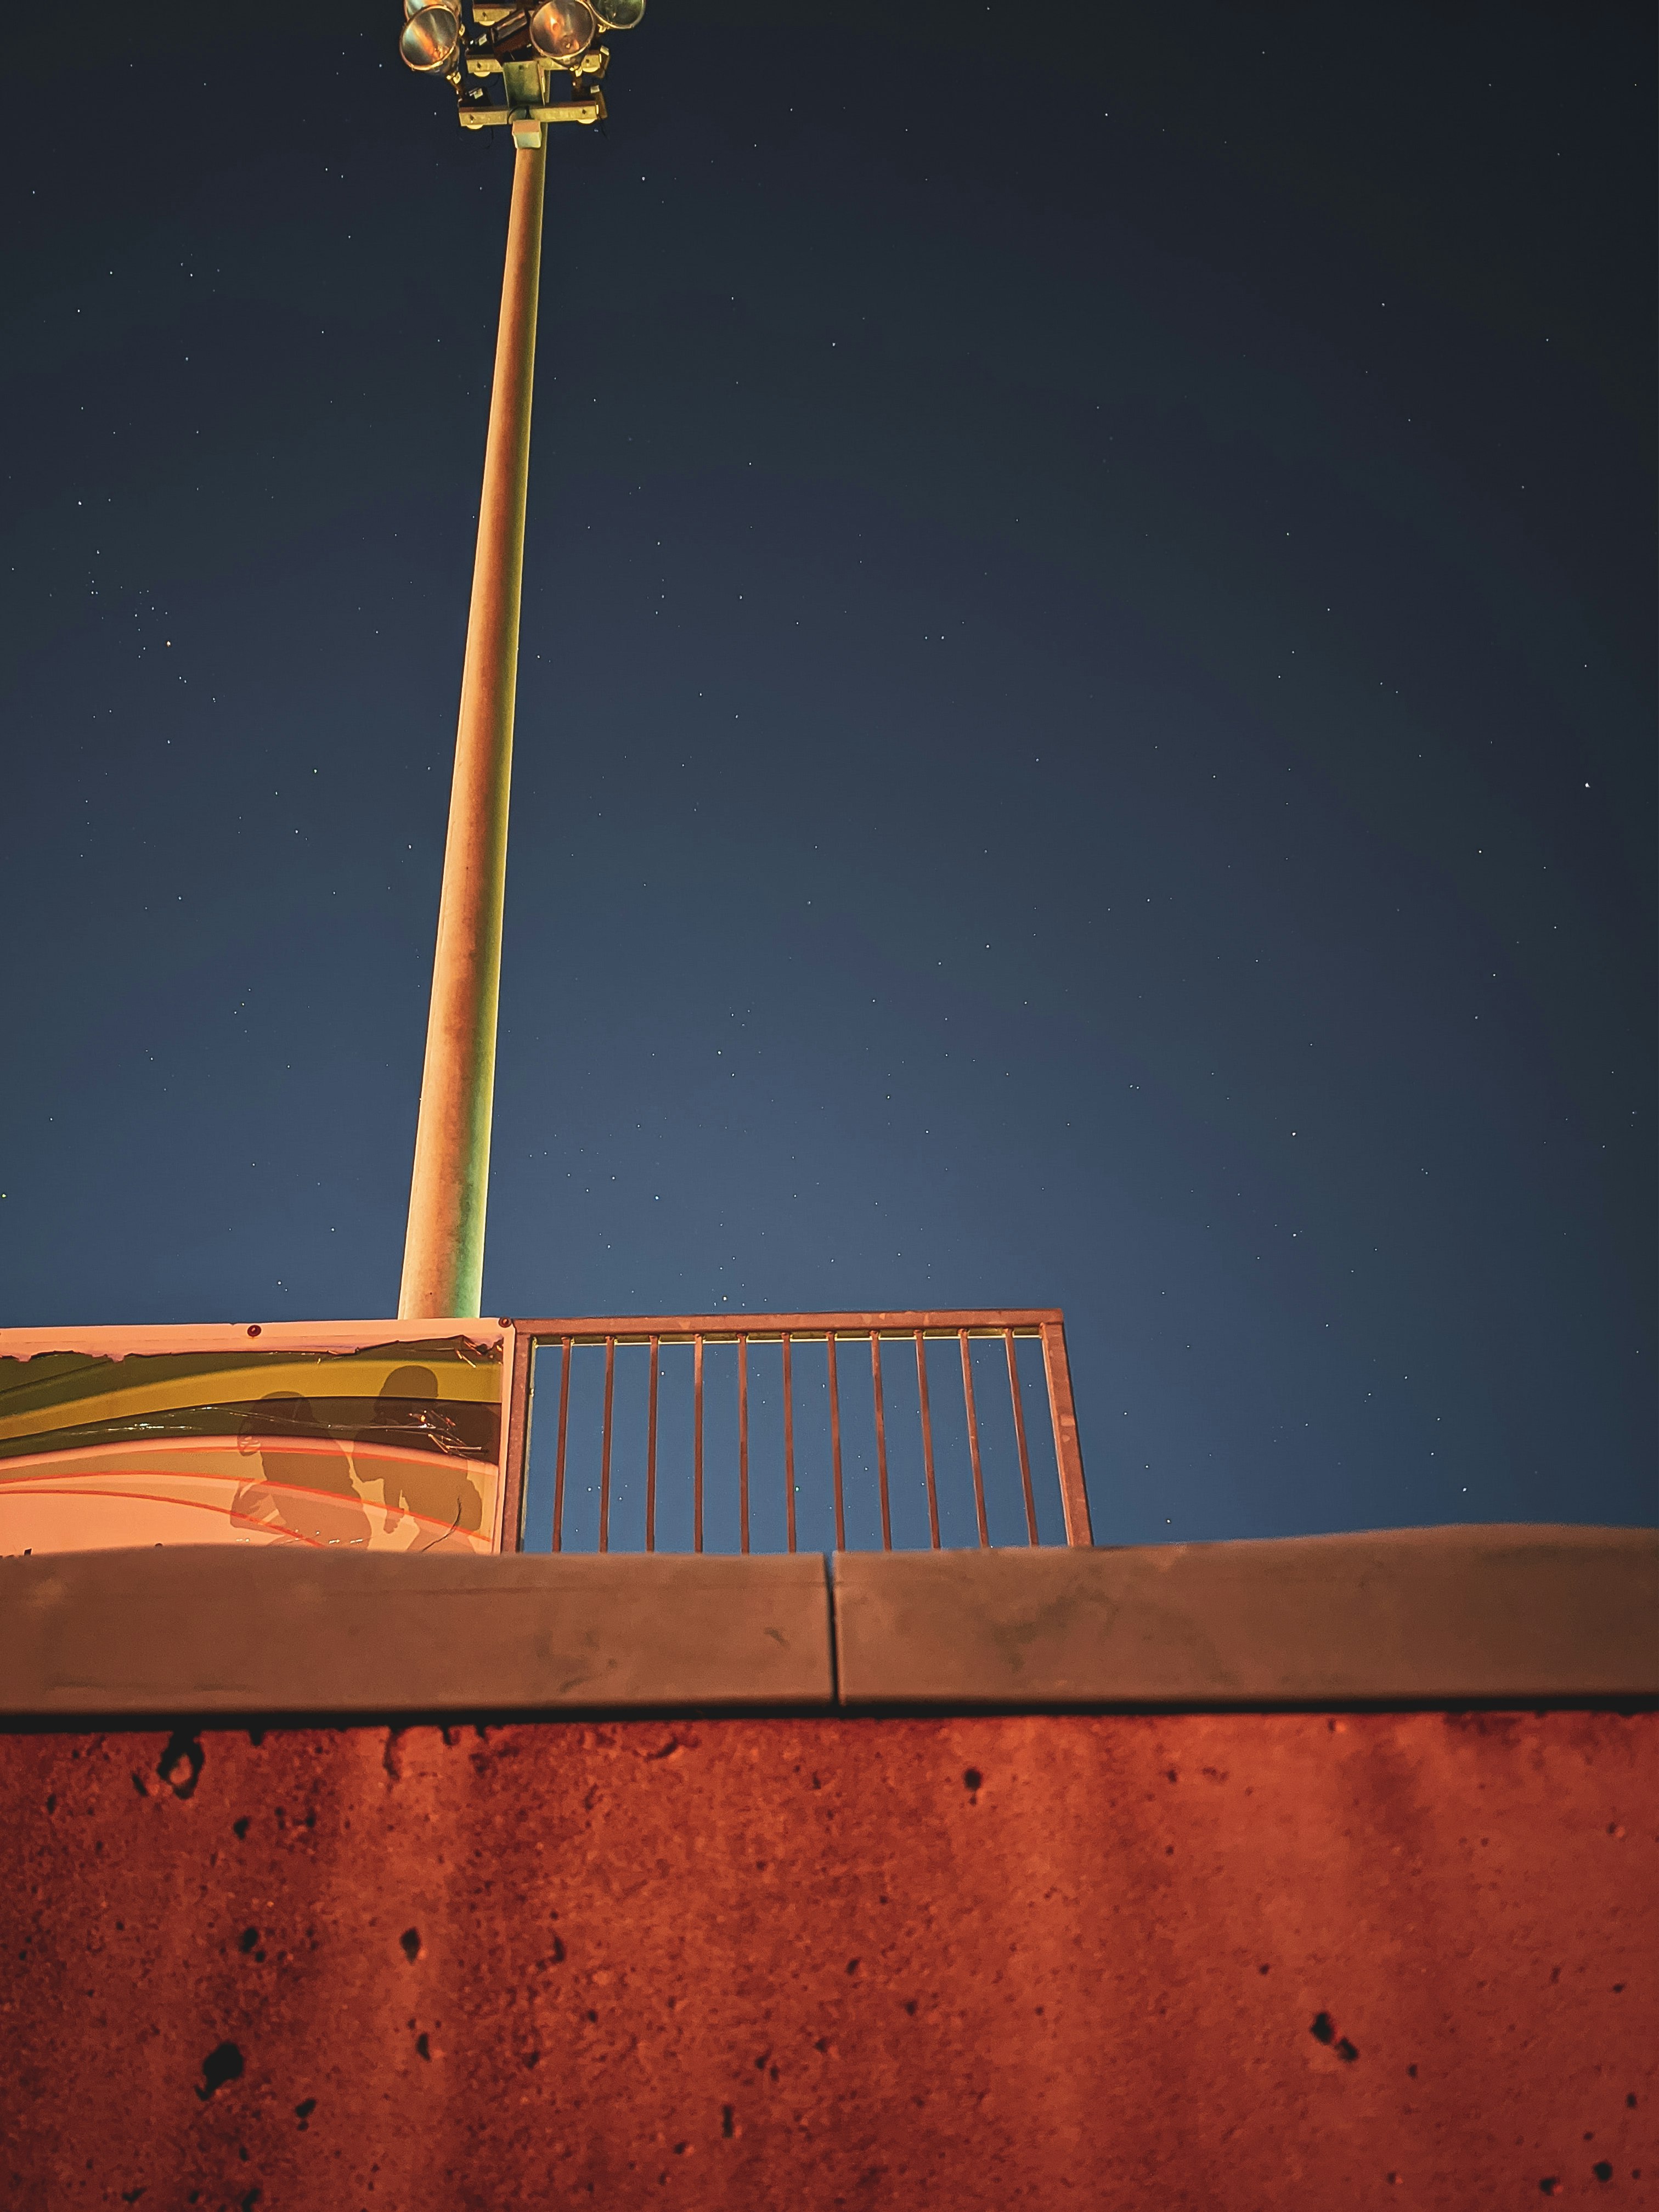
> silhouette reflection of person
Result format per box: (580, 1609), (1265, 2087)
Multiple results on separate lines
(230, 1392), (370, 1548)
(355, 1365), (483, 1547)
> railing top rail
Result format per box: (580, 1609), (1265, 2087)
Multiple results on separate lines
(507, 1308), (1065, 1346)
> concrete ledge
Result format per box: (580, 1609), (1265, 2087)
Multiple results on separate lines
(0, 1527), (1651, 1718)
(832, 1526), (1659, 1706)
(0, 1548), (834, 1716)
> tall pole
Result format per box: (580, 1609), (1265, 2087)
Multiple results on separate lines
(399, 140), (547, 1320)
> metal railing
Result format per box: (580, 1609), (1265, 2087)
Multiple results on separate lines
(499, 1310), (1091, 1554)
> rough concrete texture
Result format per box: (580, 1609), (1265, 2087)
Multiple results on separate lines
(3, 1711), (1654, 2209)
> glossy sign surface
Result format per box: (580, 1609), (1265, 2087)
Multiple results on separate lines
(0, 1325), (505, 1555)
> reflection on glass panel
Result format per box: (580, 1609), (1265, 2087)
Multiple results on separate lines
(0, 1333), (504, 1556)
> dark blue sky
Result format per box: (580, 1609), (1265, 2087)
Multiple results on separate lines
(2, 2), (1652, 1542)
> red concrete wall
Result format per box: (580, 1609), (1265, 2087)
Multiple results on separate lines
(4, 1710), (1654, 2208)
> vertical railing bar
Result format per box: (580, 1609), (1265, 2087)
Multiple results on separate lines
(915, 1328), (940, 1549)
(871, 1333), (892, 1552)
(827, 1333), (847, 1551)
(1006, 1327), (1040, 1545)
(960, 1328), (989, 1548)
(693, 1333), (705, 1554)
(1041, 1317), (1094, 1545)
(645, 1334), (659, 1555)
(498, 1326), (535, 1554)
(738, 1334), (751, 1555)
(781, 1331), (797, 1554)
(598, 1334), (616, 1554)
(551, 1336), (572, 1555)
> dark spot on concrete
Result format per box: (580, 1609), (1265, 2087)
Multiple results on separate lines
(1408, 2064), (1418, 2078)
(1310, 2013), (1335, 2045)
(1612, 1983), (1626, 1993)
(233, 1818), (250, 1839)
(902, 2000), (918, 2017)
(195, 2041), (244, 2100)
(1540, 2182), (1561, 2197)
(847, 1958), (860, 1975)
(238, 1928), (258, 1954)
(1166, 1768), (1178, 1783)
(1628, 2094), (1638, 2108)
(247, 1728), (265, 1748)
(45, 1795), (55, 1814)
(400, 1928), (422, 1963)
(963, 1769), (982, 1792)
(120, 2192), (146, 2205)
(673, 2141), (690, 2155)
(1593, 2165), (1613, 2183)
(1258, 1964), (1270, 1975)
(295, 2097), (315, 2129)
(523, 2051), (540, 2069)
(159, 1733), (204, 1801)
(585, 2008), (599, 2023)
(240, 2191), (261, 2211)
(131, 1773), (148, 1797)
(721, 2106), (736, 2138)
(1336, 2038), (1359, 2063)
(415, 2032), (431, 2060)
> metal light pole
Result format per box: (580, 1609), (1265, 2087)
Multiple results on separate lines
(399, 142), (545, 1322)
(394, 0), (642, 1319)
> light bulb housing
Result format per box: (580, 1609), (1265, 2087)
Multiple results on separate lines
(529, 0), (596, 63)
(400, 4), (461, 72)
(590, 0), (644, 27)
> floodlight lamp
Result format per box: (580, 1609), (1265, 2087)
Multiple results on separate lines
(529, 0), (596, 63)
(400, 4), (461, 72)
(589, 0), (645, 27)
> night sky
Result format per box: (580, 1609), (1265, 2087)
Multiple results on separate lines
(2, 2), (1652, 1544)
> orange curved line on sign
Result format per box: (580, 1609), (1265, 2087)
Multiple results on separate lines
(0, 1485), (331, 1544)
(3, 1472), (490, 1547)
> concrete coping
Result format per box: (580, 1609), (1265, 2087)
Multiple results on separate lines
(0, 1524), (1652, 1719)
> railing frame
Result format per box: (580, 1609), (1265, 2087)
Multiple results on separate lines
(496, 1308), (1092, 1554)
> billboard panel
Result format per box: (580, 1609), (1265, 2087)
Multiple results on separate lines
(0, 1322), (510, 1556)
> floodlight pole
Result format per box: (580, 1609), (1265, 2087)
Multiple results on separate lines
(399, 139), (547, 1321)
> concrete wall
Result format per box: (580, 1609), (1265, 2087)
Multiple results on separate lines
(2, 1530), (1654, 2208)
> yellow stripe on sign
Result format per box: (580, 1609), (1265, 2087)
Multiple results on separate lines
(0, 1356), (504, 1446)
